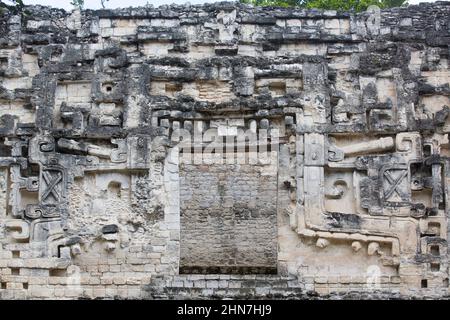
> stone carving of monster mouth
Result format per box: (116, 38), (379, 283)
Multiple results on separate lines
(0, 2), (449, 300)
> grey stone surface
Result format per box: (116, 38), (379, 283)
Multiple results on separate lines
(0, 1), (449, 299)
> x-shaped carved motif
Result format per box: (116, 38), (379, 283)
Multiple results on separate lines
(383, 169), (408, 200)
(41, 171), (62, 201)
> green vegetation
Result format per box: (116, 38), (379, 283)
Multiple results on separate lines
(239, 0), (408, 12)
(0, 0), (111, 12)
(70, 0), (109, 9)
(70, 0), (84, 9)
(0, 0), (25, 13)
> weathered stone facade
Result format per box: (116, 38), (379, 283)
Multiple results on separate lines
(0, 1), (450, 299)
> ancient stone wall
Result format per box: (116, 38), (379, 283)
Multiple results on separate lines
(180, 162), (278, 274)
(0, 1), (449, 299)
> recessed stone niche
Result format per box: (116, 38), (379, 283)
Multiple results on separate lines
(179, 162), (278, 274)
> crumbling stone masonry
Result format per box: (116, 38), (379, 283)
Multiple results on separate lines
(0, 1), (450, 299)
